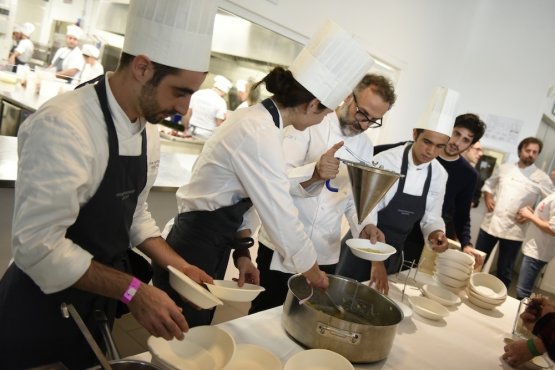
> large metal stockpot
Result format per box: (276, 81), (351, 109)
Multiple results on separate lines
(282, 274), (403, 363)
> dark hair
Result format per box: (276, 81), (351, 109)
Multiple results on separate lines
(117, 52), (181, 87)
(354, 74), (397, 107)
(253, 67), (327, 110)
(414, 128), (424, 139)
(518, 137), (543, 154)
(454, 113), (487, 144)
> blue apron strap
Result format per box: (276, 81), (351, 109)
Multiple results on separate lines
(261, 98), (280, 128)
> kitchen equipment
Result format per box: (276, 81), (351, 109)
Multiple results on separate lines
(283, 349), (353, 370)
(422, 284), (461, 306)
(282, 274), (403, 363)
(408, 296), (449, 320)
(345, 238), (396, 261)
(205, 280), (265, 302)
(168, 265), (223, 309)
(468, 272), (507, 300)
(324, 289), (345, 315)
(343, 159), (401, 224)
(60, 303), (162, 370)
(512, 297), (533, 339)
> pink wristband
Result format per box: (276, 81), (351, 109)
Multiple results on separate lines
(121, 277), (141, 304)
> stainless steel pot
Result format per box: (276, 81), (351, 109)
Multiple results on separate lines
(282, 274), (402, 363)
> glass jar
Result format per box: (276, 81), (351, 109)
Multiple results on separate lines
(512, 297), (533, 339)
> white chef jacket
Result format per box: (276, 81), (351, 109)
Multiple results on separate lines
(175, 103), (318, 274)
(13, 73), (161, 294)
(480, 162), (554, 241)
(258, 112), (374, 267)
(14, 38), (34, 63)
(189, 88), (227, 135)
(522, 192), (555, 262)
(51, 46), (83, 73)
(366, 143), (447, 238)
(79, 61), (104, 84)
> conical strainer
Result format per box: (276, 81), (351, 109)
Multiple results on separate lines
(343, 159), (402, 223)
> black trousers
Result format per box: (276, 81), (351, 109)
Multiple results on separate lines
(249, 242), (336, 314)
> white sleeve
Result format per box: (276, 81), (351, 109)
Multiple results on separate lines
(481, 164), (502, 194)
(420, 164), (447, 238)
(215, 98), (227, 120)
(65, 49), (84, 71)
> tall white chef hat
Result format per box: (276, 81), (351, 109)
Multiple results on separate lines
(289, 19), (374, 110)
(21, 22), (35, 38)
(82, 44), (100, 59)
(213, 75), (232, 94)
(415, 86), (460, 137)
(66, 24), (83, 40)
(236, 79), (248, 93)
(123, 0), (219, 72)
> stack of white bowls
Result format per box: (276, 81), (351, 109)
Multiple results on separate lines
(434, 249), (474, 290)
(466, 272), (507, 310)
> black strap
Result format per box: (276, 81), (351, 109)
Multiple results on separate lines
(75, 73), (104, 90)
(261, 98), (280, 128)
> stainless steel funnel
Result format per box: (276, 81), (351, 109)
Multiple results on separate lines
(343, 159), (402, 223)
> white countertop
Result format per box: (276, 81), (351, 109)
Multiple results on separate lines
(129, 271), (552, 370)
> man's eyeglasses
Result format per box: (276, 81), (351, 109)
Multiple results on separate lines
(352, 93), (382, 128)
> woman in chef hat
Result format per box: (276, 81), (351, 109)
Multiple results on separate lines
(153, 19), (375, 327)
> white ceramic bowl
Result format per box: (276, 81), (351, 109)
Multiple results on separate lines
(408, 296), (449, 320)
(436, 249), (474, 266)
(284, 349), (354, 370)
(435, 273), (469, 288)
(467, 286), (506, 305)
(435, 264), (471, 281)
(168, 265), (223, 309)
(206, 280), (265, 303)
(223, 344), (282, 370)
(422, 284), (461, 306)
(346, 239), (396, 262)
(148, 326), (236, 370)
(468, 272), (507, 300)
(435, 258), (473, 274)
(467, 293), (499, 310)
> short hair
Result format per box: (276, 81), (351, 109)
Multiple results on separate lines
(454, 113), (487, 144)
(518, 137), (543, 154)
(117, 52), (181, 87)
(354, 74), (397, 107)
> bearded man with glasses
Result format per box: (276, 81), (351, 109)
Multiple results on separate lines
(250, 74), (396, 313)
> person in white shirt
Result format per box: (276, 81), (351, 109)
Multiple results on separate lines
(153, 20), (374, 327)
(250, 74), (397, 313)
(184, 74), (231, 139)
(8, 22), (35, 68)
(514, 193), (555, 299)
(477, 136), (555, 288)
(49, 24), (84, 81)
(79, 44), (104, 83)
(336, 87), (456, 294)
(0, 0), (218, 368)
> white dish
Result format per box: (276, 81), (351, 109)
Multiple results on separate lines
(148, 325), (236, 370)
(391, 298), (413, 319)
(467, 293), (499, 310)
(468, 272), (507, 300)
(408, 296), (449, 320)
(435, 264), (471, 281)
(284, 349), (354, 370)
(435, 273), (469, 288)
(422, 284), (461, 306)
(437, 249), (474, 266)
(346, 239), (396, 262)
(467, 287), (505, 306)
(206, 280), (265, 302)
(223, 344), (282, 370)
(168, 265), (223, 309)
(435, 258), (473, 274)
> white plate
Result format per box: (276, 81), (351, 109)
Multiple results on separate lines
(168, 265), (223, 309)
(435, 264), (472, 281)
(148, 337), (215, 370)
(206, 280), (265, 302)
(346, 239), (396, 262)
(422, 284), (461, 306)
(467, 293), (499, 310)
(435, 273), (469, 288)
(284, 349), (354, 370)
(408, 296), (449, 320)
(435, 258), (473, 274)
(468, 272), (507, 300)
(223, 344), (282, 370)
(437, 249), (475, 266)
(391, 298), (413, 319)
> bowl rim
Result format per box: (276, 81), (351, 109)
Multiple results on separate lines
(346, 239), (396, 261)
(168, 265), (223, 307)
(422, 283), (461, 306)
(468, 272), (507, 299)
(408, 295), (449, 319)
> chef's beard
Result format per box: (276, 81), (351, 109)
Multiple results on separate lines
(338, 107), (363, 137)
(520, 156), (536, 167)
(138, 82), (175, 124)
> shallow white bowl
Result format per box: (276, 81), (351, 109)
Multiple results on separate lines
(422, 284), (461, 306)
(223, 344), (282, 370)
(435, 264), (471, 281)
(437, 249), (474, 266)
(435, 258), (473, 274)
(467, 293), (499, 310)
(468, 272), (507, 300)
(346, 239), (396, 262)
(148, 326), (236, 370)
(284, 349), (353, 370)
(206, 280), (265, 303)
(435, 273), (469, 288)
(168, 265), (223, 309)
(467, 286), (506, 305)
(408, 296), (449, 320)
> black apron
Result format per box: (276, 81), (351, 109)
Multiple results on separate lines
(152, 99), (280, 327)
(336, 144), (432, 280)
(0, 75), (148, 370)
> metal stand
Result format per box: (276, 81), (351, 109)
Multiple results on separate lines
(392, 251), (427, 301)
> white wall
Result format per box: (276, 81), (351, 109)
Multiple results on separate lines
(223, 0), (555, 156)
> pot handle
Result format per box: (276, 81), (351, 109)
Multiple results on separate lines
(316, 322), (361, 345)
